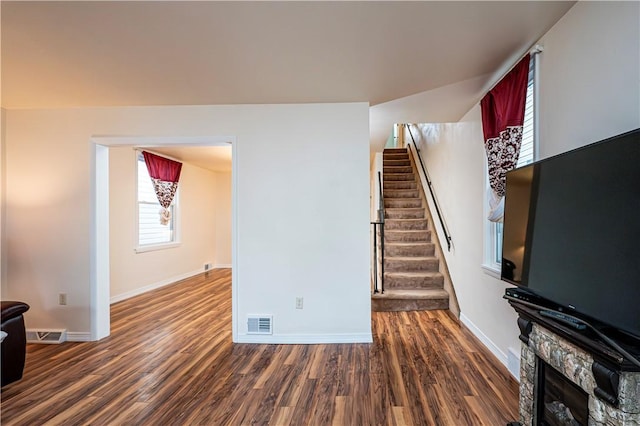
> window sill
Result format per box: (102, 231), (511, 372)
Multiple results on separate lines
(481, 263), (501, 279)
(135, 242), (181, 254)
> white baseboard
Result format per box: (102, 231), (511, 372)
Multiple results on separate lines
(65, 332), (373, 344)
(235, 333), (373, 344)
(214, 264), (232, 269)
(507, 346), (521, 382)
(110, 268), (203, 304)
(66, 332), (92, 342)
(460, 312), (508, 368)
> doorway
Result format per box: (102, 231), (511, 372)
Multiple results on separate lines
(90, 136), (237, 341)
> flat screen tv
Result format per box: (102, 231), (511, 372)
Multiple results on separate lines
(501, 128), (640, 340)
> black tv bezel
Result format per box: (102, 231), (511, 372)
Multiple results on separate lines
(500, 128), (640, 340)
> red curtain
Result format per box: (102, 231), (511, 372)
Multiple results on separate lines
(143, 151), (182, 183)
(482, 54), (530, 197)
(142, 151), (183, 225)
(481, 54), (530, 221)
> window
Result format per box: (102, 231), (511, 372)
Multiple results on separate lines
(137, 152), (178, 249)
(485, 56), (536, 274)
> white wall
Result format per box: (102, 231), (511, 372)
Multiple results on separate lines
(213, 171), (232, 267)
(4, 103), (372, 343)
(536, 1), (640, 158)
(415, 1), (640, 374)
(370, 74), (489, 156)
(1, 108), (5, 298)
(414, 119), (520, 367)
(109, 147), (221, 302)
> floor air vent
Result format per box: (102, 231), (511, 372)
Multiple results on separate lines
(26, 329), (67, 344)
(247, 315), (272, 335)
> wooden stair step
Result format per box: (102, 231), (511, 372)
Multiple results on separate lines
(384, 271), (444, 289)
(383, 155), (409, 162)
(371, 289), (449, 312)
(384, 166), (413, 174)
(385, 208), (425, 219)
(383, 181), (417, 190)
(385, 219), (428, 230)
(384, 198), (422, 208)
(384, 189), (420, 198)
(385, 242), (435, 257)
(384, 173), (415, 181)
(384, 159), (411, 167)
(385, 256), (439, 272)
(384, 230), (431, 242)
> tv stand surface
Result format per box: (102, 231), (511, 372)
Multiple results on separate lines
(505, 288), (640, 372)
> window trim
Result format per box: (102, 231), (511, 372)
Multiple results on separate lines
(135, 241), (181, 254)
(482, 181), (503, 277)
(134, 150), (181, 252)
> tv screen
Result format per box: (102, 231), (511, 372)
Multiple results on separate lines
(502, 128), (640, 339)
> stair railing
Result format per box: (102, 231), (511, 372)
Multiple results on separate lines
(371, 171), (385, 294)
(405, 124), (453, 252)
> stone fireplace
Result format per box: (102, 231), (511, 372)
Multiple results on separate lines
(537, 358), (590, 425)
(505, 287), (640, 425)
(519, 322), (640, 425)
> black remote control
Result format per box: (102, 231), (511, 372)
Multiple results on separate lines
(540, 310), (587, 330)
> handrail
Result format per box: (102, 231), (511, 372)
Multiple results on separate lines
(377, 171), (384, 222)
(370, 221), (383, 294)
(371, 170), (385, 294)
(378, 171), (384, 293)
(405, 124), (452, 252)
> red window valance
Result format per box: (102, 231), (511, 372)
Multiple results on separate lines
(142, 151), (183, 225)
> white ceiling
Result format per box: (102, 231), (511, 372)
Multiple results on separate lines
(1, 1), (575, 169)
(149, 146), (232, 173)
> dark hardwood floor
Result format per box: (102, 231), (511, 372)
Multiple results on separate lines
(1, 269), (519, 425)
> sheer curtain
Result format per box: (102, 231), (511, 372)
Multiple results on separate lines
(142, 151), (183, 225)
(481, 54), (530, 222)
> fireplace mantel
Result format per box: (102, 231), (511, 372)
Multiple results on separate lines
(507, 297), (640, 425)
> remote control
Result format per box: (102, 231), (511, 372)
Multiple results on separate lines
(540, 310), (587, 330)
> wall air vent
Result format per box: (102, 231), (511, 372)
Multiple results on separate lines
(247, 315), (273, 335)
(26, 329), (67, 344)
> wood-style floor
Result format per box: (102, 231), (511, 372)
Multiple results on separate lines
(1, 269), (519, 425)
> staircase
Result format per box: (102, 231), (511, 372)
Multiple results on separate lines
(372, 147), (450, 312)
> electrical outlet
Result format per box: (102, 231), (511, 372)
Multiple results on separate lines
(295, 297), (303, 309)
(204, 262), (213, 271)
(59, 293), (67, 306)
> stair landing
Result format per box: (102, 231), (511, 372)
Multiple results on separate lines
(372, 289), (449, 311)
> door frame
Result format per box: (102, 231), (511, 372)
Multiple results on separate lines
(89, 135), (238, 341)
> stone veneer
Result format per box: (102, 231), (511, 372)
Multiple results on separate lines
(519, 323), (640, 426)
